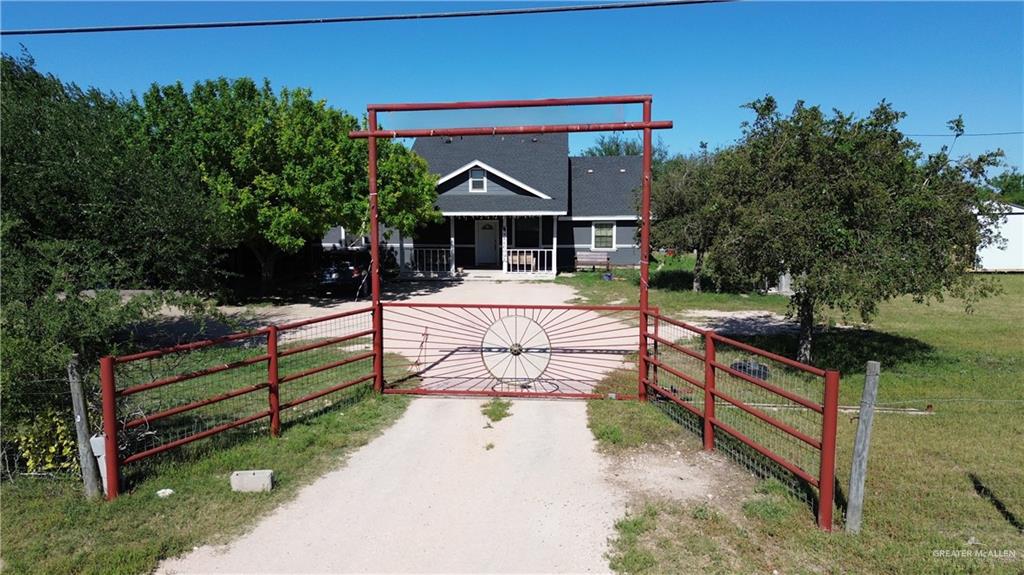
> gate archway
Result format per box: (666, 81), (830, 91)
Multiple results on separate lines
(347, 95), (669, 400)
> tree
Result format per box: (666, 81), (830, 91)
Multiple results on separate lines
(989, 168), (1024, 206)
(1, 53), (218, 469)
(650, 143), (734, 291)
(140, 78), (440, 292)
(582, 132), (670, 170)
(711, 96), (1002, 363)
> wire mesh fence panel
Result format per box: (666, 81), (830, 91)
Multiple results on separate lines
(710, 336), (825, 486)
(648, 316), (706, 416)
(643, 312), (837, 519)
(113, 331), (271, 463)
(276, 308), (375, 423)
(382, 303), (640, 397)
(104, 307), (378, 480)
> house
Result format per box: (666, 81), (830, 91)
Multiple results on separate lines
(977, 202), (1024, 272)
(325, 133), (641, 278)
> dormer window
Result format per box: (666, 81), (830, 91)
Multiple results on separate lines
(469, 168), (487, 192)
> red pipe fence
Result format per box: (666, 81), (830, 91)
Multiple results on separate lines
(643, 312), (839, 530)
(99, 306), (375, 499)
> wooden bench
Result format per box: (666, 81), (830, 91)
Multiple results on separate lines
(574, 251), (610, 271)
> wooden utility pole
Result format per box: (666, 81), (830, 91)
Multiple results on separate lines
(68, 355), (102, 499)
(846, 360), (880, 534)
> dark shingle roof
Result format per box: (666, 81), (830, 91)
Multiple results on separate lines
(569, 156), (642, 217)
(411, 134), (568, 213)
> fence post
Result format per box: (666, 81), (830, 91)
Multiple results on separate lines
(847, 361), (880, 534)
(637, 98), (652, 402)
(818, 369), (841, 531)
(268, 325), (281, 437)
(367, 108), (385, 395)
(68, 354), (101, 499)
(99, 356), (120, 500)
(638, 310), (648, 401)
(703, 333), (716, 450)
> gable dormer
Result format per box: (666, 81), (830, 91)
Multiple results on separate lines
(436, 160), (552, 200)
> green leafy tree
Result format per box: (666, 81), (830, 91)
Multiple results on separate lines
(989, 167), (1024, 206)
(582, 133), (670, 169)
(650, 143), (733, 291)
(1, 53), (218, 459)
(141, 78), (439, 291)
(712, 96), (1003, 363)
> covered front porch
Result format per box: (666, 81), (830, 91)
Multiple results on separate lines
(395, 214), (560, 279)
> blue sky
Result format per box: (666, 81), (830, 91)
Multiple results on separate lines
(2, 1), (1022, 168)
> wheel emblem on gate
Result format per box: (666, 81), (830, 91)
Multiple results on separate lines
(481, 315), (551, 389)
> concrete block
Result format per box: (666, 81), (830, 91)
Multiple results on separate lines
(231, 469), (274, 493)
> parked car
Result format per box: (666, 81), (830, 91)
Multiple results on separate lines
(317, 257), (368, 298)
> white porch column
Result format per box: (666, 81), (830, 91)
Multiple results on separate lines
(501, 216), (508, 274)
(551, 216), (558, 276)
(449, 217), (456, 274)
(398, 230), (405, 274)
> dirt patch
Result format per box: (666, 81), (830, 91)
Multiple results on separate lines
(605, 442), (757, 521)
(679, 309), (797, 337)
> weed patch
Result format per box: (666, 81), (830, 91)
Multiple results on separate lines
(481, 398), (512, 422)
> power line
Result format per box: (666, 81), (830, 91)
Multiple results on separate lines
(907, 131), (1024, 138)
(0, 0), (730, 36)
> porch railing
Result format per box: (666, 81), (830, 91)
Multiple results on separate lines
(506, 248), (554, 274)
(401, 247), (454, 276)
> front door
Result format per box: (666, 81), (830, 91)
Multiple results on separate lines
(474, 219), (499, 266)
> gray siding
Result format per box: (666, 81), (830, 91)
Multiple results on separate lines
(323, 226), (344, 244)
(616, 222), (639, 246)
(561, 220), (640, 269)
(438, 170), (540, 197)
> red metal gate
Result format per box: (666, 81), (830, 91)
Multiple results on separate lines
(381, 303), (641, 399)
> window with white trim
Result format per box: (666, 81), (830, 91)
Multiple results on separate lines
(592, 222), (615, 250)
(469, 168), (486, 192)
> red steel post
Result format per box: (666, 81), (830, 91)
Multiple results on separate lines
(368, 110), (385, 394)
(349, 120), (673, 139)
(99, 356), (120, 500)
(817, 369), (841, 531)
(369, 94), (653, 112)
(268, 325), (280, 437)
(703, 333), (716, 450)
(637, 98), (653, 402)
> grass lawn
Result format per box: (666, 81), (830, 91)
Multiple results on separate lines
(578, 269), (1024, 574)
(1, 342), (417, 575)
(558, 253), (791, 314)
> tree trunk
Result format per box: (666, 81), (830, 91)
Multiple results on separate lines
(248, 244), (279, 296)
(796, 293), (815, 364)
(692, 249), (705, 293)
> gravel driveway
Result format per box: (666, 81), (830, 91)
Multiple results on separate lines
(158, 398), (622, 574)
(158, 281), (625, 574)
